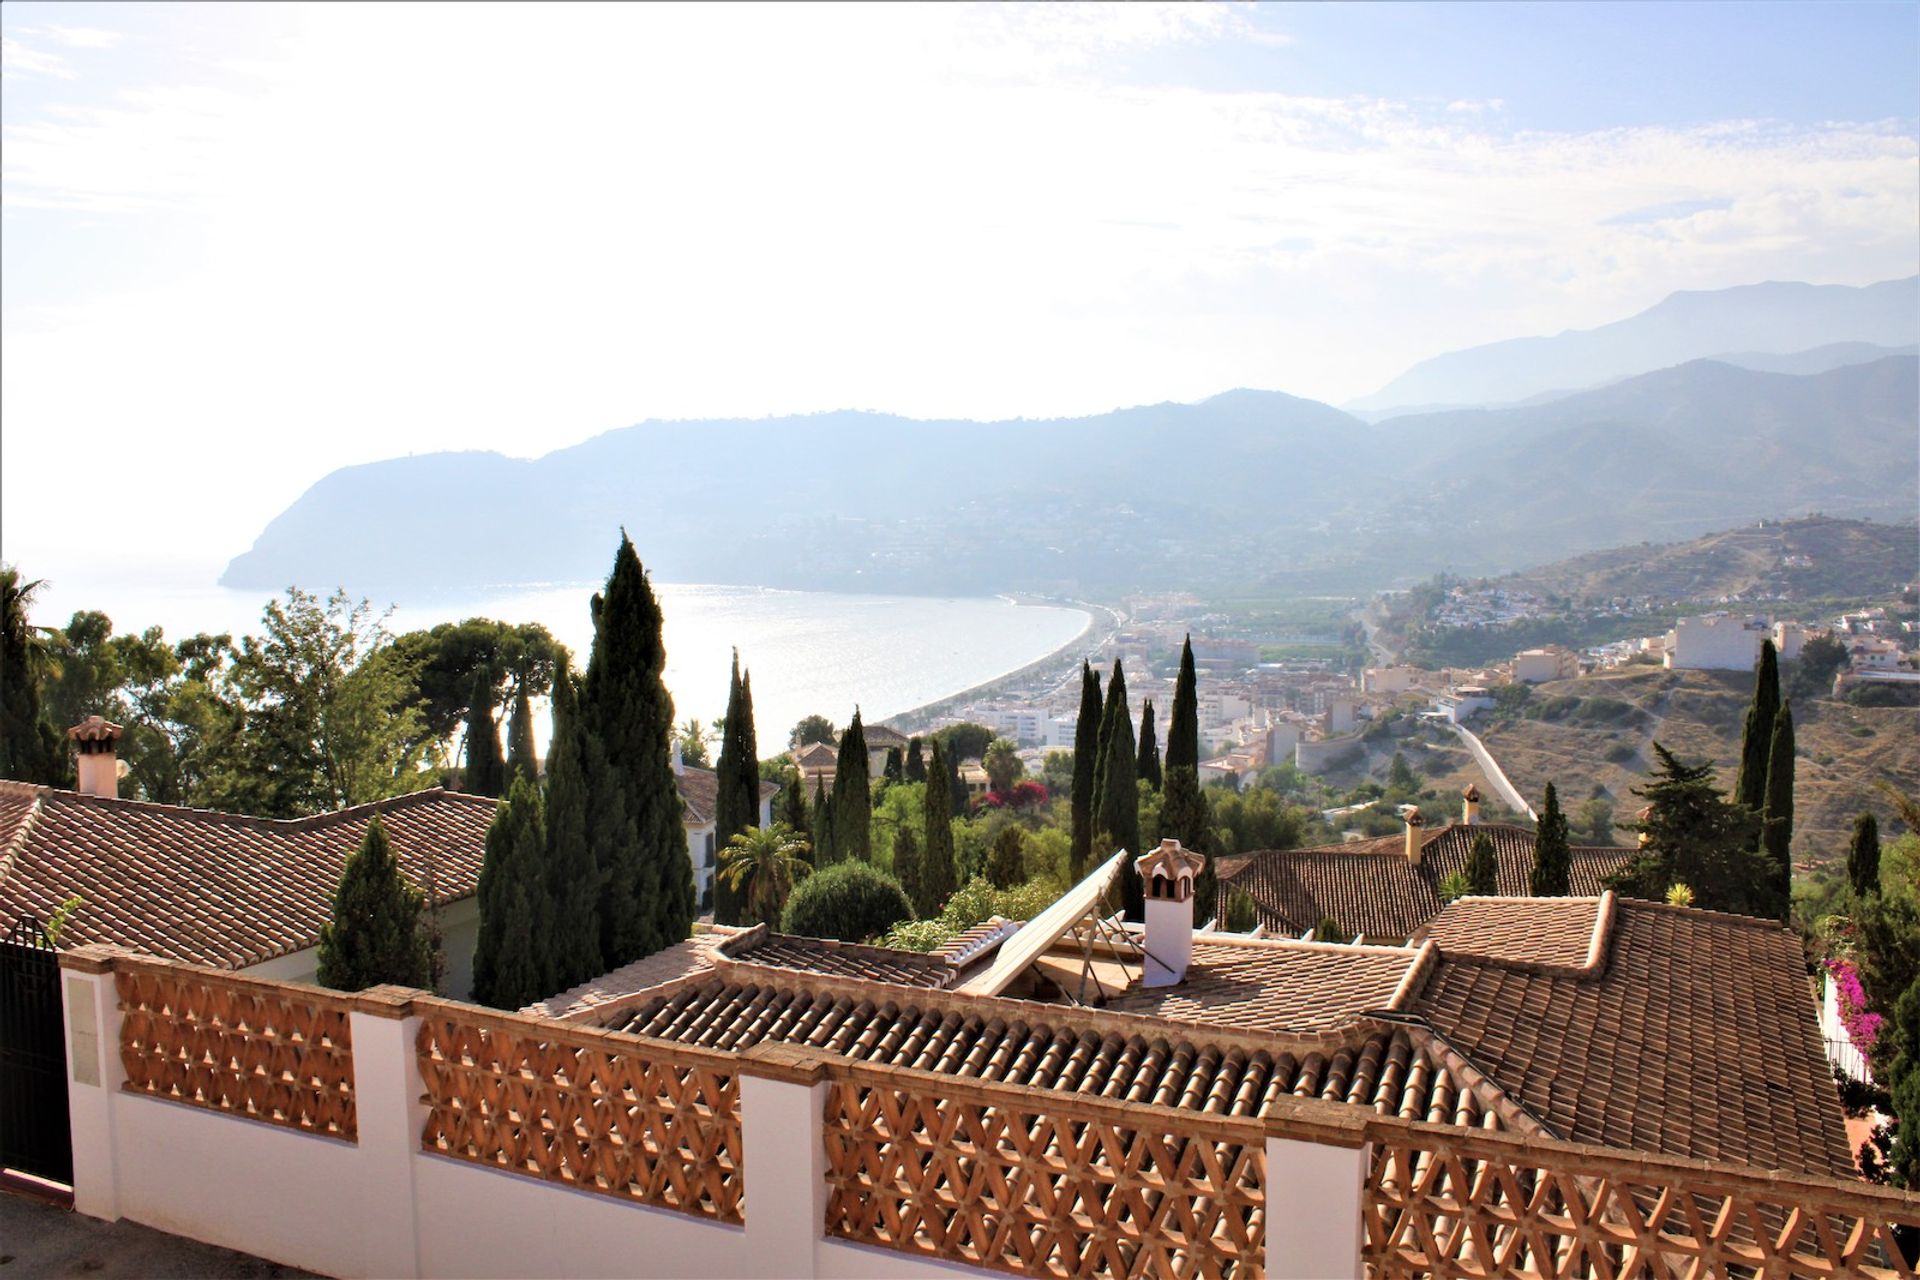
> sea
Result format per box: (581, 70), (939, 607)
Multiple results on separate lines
(26, 576), (1094, 754)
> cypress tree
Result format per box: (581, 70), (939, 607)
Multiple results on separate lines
(1070, 661), (1103, 879)
(922, 739), (957, 910)
(905, 737), (926, 783)
(317, 814), (432, 992)
(895, 826), (927, 917)
(543, 668), (602, 994)
(946, 742), (967, 818)
(1465, 830), (1498, 895)
(0, 567), (64, 786)
(1733, 639), (1780, 819)
(1165, 636), (1199, 772)
(1530, 781), (1571, 897)
(1096, 661), (1143, 919)
(832, 710), (873, 863)
(1760, 699), (1795, 920)
(811, 776), (836, 865)
(581, 533), (689, 968)
(505, 683), (538, 786)
(1849, 811), (1882, 898)
(988, 826), (1026, 888)
(713, 652), (761, 925)
(883, 747), (904, 786)
(781, 771), (810, 837)
(462, 669), (507, 797)
(470, 778), (553, 1009)
(1136, 698), (1162, 790)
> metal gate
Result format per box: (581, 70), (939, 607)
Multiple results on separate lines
(0, 916), (72, 1185)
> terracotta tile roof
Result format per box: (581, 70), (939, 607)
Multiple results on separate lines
(932, 917), (1018, 967)
(620, 973), (1518, 1132)
(715, 925), (954, 988)
(0, 780), (495, 969)
(1102, 936), (1430, 1034)
(1410, 897), (1854, 1179)
(673, 767), (780, 827)
(863, 725), (910, 750)
(1216, 822), (1634, 940)
(794, 742), (837, 769)
(524, 927), (739, 1020)
(1411, 895), (1608, 972)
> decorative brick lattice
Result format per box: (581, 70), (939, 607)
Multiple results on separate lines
(1364, 1129), (1920, 1279)
(416, 1007), (743, 1222)
(115, 965), (356, 1139)
(824, 1074), (1267, 1279)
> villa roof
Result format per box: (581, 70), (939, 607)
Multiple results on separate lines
(1103, 936), (1431, 1034)
(862, 725), (910, 749)
(1216, 821), (1634, 939)
(0, 781), (495, 969)
(673, 766), (781, 827)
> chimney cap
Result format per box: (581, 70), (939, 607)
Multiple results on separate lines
(1404, 807), (1426, 827)
(1462, 784), (1481, 801)
(1134, 838), (1205, 881)
(67, 715), (125, 743)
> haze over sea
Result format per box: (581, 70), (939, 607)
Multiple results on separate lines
(27, 574), (1092, 756)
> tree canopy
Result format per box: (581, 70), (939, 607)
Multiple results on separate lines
(316, 814), (433, 992)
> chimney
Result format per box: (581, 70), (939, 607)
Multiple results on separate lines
(1462, 784), (1481, 826)
(69, 715), (125, 799)
(1135, 838), (1206, 988)
(1403, 807), (1427, 864)
(1637, 805), (1652, 848)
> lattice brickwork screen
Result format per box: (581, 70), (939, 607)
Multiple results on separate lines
(416, 1010), (744, 1223)
(824, 1076), (1267, 1279)
(115, 966), (356, 1140)
(1364, 1131), (1920, 1279)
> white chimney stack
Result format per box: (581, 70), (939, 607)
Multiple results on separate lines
(1135, 838), (1206, 988)
(1404, 807), (1427, 864)
(69, 715), (125, 799)
(1462, 784), (1482, 826)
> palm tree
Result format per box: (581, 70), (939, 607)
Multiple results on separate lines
(718, 823), (813, 926)
(982, 737), (1023, 795)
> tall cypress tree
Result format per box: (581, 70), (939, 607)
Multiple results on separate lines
(811, 776), (836, 865)
(947, 742), (967, 818)
(905, 737), (926, 784)
(1070, 661), (1103, 879)
(781, 771), (810, 837)
(832, 710), (873, 863)
(895, 826), (927, 918)
(1096, 661), (1143, 919)
(543, 668), (602, 993)
(1760, 699), (1795, 920)
(470, 778), (553, 1009)
(317, 814), (432, 992)
(883, 748), (904, 786)
(1465, 830), (1498, 895)
(505, 684), (538, 786)
(1166, 636), (1200, 772)
(1733, 639), (1780, 819)
(1849, 811), (1882, 898)
(1136, 699), (1162, 790)
(463, 669), (507, 798)
(581, 533), (689, 968)
(1530, 781), (1571, 897)
(713, 652), (761, 925)
(922, 739), (957, 910)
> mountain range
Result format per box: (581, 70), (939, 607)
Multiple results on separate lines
(223, 347), (1918, 599)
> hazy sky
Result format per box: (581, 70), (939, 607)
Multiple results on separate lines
(4, 1), (1917, 585)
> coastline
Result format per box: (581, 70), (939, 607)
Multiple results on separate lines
(884, 597), (1123, 734)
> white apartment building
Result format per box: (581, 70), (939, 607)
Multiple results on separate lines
(1664, 614), (1770, 671)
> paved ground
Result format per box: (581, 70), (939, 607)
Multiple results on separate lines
(0, 1190), (321, 1278)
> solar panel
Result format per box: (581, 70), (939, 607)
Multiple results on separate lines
(955, 849), (1129, 997)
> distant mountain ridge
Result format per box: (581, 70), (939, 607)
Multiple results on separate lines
(224, 354), (1918, 599)
(1348, 276), (1919, 414)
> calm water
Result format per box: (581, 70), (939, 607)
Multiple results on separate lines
(29, 578), (1092, 753)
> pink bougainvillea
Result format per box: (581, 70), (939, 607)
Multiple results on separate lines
(982, 781), (1049, 810)
(1827, 958), (1885, 1052)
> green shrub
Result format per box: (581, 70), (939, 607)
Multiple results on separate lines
(937, 876), (1064, 931)
(1603, 741), (1638, 764)
(1222, 888), (1259, 933)
(781, 861), (912, 942)
(880, 919), (959, 953)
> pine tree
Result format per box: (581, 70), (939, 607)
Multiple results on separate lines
(1165, 636), (1199, 772)
(1760, 699), (1795, 920)
(470, 778), (553, 1009)
(1096, 661), (1143, 919)
(1850, 811), (1883, 898)
(317, 814), (432, 992)
(894, 826), (927, 917)
(922, 739), (957, 910)
(0, 567), (65, 786)
(905, 737), (926, 784)
(463, 669), (507, 797)
(988, 826), (1025, 888)
(542, 668), (602, 994)
(713, 652), (761, 925)
(811, 777), (835, 865)
(1530, 781), (1571, 897)
(1465, 830), (1498, 895)
(832, 709), (873, 863)
(1070, 661), (1103, 879)
(1733, 639), (1781, 819)
(505, 684), (538, 785)
(581, 533), (689, 968)
(1136, 698), (1162, 790)
(1609, 744), (1771, 915)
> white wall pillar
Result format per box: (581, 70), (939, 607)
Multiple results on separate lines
(1265, 1134), (1370, 1280)
(349, 987), (429, 1280)
(739, 1044), (831, 1280)
(60, 948), (125, 1221)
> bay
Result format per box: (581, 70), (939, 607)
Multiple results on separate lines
(28, 576), (1093, 755)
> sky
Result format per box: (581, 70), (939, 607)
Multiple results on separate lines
(4, 1), (1917, 587)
